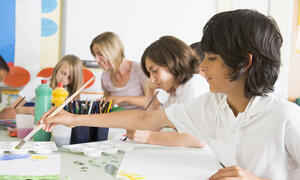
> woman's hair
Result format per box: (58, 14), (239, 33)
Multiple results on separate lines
(90, 32), (125, 71)
(0, 55), (9, 73)
(50, 54), (83, 97)
(200, 9), (282, 98)
(141, 36), (201, 85)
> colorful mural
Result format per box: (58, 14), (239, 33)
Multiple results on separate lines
(0, 0), (16, 65)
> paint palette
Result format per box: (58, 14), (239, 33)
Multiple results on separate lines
(0, 142), (57, 153)
(62, 140), (136, 156)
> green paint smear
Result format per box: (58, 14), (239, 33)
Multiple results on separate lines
(88, 160), (101, 168)
(110, 160), (119, 163)
(0, 175), (59, 180)
(73, 160), (84, 166)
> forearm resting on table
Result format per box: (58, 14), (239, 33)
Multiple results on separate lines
(72, 109), (171, 131)
(147, 131), (205, 148)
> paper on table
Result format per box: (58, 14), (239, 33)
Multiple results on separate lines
(0, 154), (60, 177)
(117, 148), (221, 180)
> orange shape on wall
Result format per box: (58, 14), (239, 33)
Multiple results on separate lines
(83, 68), (95, 89)
(37, 67), (54, 78)
(4, 66), (31, 88)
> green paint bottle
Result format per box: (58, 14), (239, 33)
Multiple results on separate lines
(34, 79), (52, 141)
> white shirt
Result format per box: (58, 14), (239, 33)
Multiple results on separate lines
(158, 74), (209, 108)
(19, 77), (51, 102)
(165, 93), (300, 179)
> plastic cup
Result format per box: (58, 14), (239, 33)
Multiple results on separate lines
(16, 114), (34, 139)
(52, 125), (72, 147)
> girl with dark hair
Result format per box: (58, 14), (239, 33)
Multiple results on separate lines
(126, 36), (208, 147)
(41, 9), (300, 179)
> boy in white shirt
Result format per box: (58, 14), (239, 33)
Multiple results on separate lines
(41, 9), (300, 180)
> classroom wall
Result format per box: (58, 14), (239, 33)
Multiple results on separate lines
(14, 0), (62, 76)
(40, 0), (62, 69)
(13, 0), (298, 98)
(61, 0), (218, 62)
(288, 0), (300, 100)
(14, 0), (41, 75)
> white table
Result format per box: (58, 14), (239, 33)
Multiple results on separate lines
(1, 126), (222, 180)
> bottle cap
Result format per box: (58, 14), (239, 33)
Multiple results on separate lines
(58, 82), (64, 87)
(41, 79), (47, 84)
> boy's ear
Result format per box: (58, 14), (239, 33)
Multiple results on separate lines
(243, 53), (253, 72)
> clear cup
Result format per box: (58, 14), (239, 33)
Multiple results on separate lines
(16, 114), (34, 139)
(52, 125), (72, 147)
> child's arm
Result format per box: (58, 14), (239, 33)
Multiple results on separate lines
(0, 107), (16, 119)
(41, 107), (173, 132)
(127, 130), (205, 148)
(11, 96), (34, 115)
(16, 106), (35, 115)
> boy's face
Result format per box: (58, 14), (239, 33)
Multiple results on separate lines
(145, 57), (177, 94)
(200, 53), (245, 95)
(0, 69), (8, 82)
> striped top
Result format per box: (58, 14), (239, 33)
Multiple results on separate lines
(101, 61), (147, 110)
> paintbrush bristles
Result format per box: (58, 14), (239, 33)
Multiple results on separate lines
(14, 140), (25, 149)
(15, 76), (95, 149)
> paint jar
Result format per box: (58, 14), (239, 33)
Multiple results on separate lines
(51, 82), (71, 147)
(16, 114), (34, 139)
(53, 125), (72, 147)
(34, 79), (52, 141)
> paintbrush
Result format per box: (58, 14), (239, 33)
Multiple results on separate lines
(143, 90), (159, 111)
(122, 90), (160, 141)
(219, 161), (226, 168)
(15, 76), (95, 149)
(13, 97), (25, 109)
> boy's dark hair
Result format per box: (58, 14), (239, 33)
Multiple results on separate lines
(141, 36), (200, 85)
(200, 9), (282, 98)
(0, 55), (9, 73)
(190, 42), (205, 61)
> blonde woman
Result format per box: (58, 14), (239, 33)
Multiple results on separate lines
(90, 32), (147, 110)
(11, 54), (83, 115)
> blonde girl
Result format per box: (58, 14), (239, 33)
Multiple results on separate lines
(11, 55), (83, 115)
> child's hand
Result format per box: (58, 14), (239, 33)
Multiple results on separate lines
(209, 166), (268, 180)
(40, 107), (75, 132)
(0, 107), (16, 119)
(126, 129), (151, 144)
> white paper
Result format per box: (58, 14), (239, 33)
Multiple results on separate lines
(0, 154), (60, 176)
(117, 148), (221, 180)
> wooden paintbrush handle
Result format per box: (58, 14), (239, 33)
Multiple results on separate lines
(23, 76), (95, 141)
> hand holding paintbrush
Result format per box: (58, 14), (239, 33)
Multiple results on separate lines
(0, 97), (24, 120)
(15, 76), (95, 149)
(122, 90), (159, 141)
